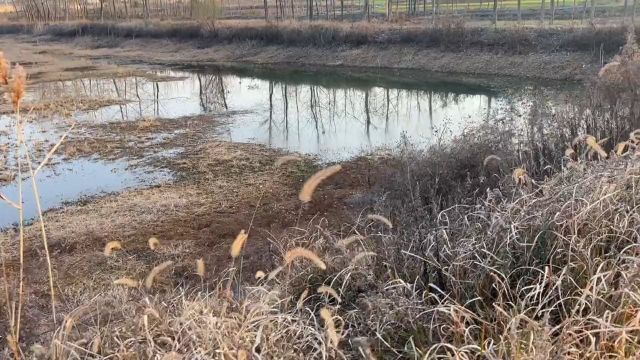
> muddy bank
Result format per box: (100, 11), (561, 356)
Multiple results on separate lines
(0, 31), (603, 81)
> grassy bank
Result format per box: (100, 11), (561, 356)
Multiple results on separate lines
(0, 20), (635, 55)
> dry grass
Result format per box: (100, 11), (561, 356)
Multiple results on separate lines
(0, 20), (634, 55)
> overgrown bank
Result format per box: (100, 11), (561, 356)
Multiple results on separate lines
(0, 20), (636, 80)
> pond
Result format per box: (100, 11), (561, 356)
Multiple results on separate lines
(0, 65), (580, 228)
(36, 66), (579, 159)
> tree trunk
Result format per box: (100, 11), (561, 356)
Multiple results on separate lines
(493, 0), (498, 25)
(432, 0), (436, 23)
(308, 0), (313, 19)
(540, 0), (545, 24)
(386, 0), (391, 20)
(632, 0), (636, 23)
(340, 0), (343, 19)
(550, 0), (555, 24)
(264, 0), (269, 20)
(517, 0), (521, 22)
(590, 0), (595, 21)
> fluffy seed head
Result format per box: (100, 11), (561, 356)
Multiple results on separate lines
(255, 270), (266, 279)
(196, 258), (205, 278)
(350, 251), (376, 266)
(230, 230), (248, 258)
(8, 64), (25, 112)
(103, 241), (122, 256)
(284, 247), (327, 270)
(148, 237), (160, 250)
(366, 214), (393, 229)
(113, 277), (140, 288)
(337, 234), (365, 248)
(615, 141), (630, 156)
(483, 154), (501, 167)
(0, 52), (9, 85)
(565, 147), (577, 161)
(297, 288), (309, 309)
(317, 285), (341, 303)
(299, 164), (342, 203)
(585, 135), (608, 159)
(320, 307), (340, 348)
(145, 261), (174, 289)
(267, 266), (283, 280)
(512, 167), (529, 186)
(274, 155), (302, 167)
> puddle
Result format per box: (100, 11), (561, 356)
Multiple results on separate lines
(34, 67), (581, 160)
(0, 158), (172, 229)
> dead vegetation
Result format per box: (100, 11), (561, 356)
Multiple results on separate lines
(0, 20), (635, 55)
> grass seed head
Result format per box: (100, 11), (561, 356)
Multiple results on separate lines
(512, 167), (529, 186)
(255, 270), (266, 279)
(113, 277), (140, 288)
(366, 214), (393, 229)
(8, 64), (25, 112)
(615, 141), (630, 156)
(299, 164), (342, 203)
(274, 155), (302, 167)
(284, 247), (327, 270)
(0, 52), (9, 85)
(317, 285), (341, 303)
(230, 229), (248, 258)
(337, 234), (364, 248)
(565, 147), (577, 161)
(350, 251), (376, 266)
(297, 288), (309, 309)
(145, 261), (174, 289)
(103, 241), (122, 256)
(196, 258), (205, 278)
(320, 307), (340, 348)
(482, 154), (501, 167)
(148, 237), (160, 250)
(585, 135), (608, 159)
(267, 266), (284, 280)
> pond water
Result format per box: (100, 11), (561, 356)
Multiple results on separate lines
(35, 66), (576, 159)
(0, 65), (579, 228)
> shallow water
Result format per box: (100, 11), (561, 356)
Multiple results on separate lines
(0, 158), (172, 229)
(36, 66), (577, 159)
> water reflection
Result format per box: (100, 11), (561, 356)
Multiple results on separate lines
(0, 158), (172, 229)
(35, 69), (524, 159)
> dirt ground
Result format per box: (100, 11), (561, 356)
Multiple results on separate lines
(0, 33), (599, 81)
(0, 37), (382, 346)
